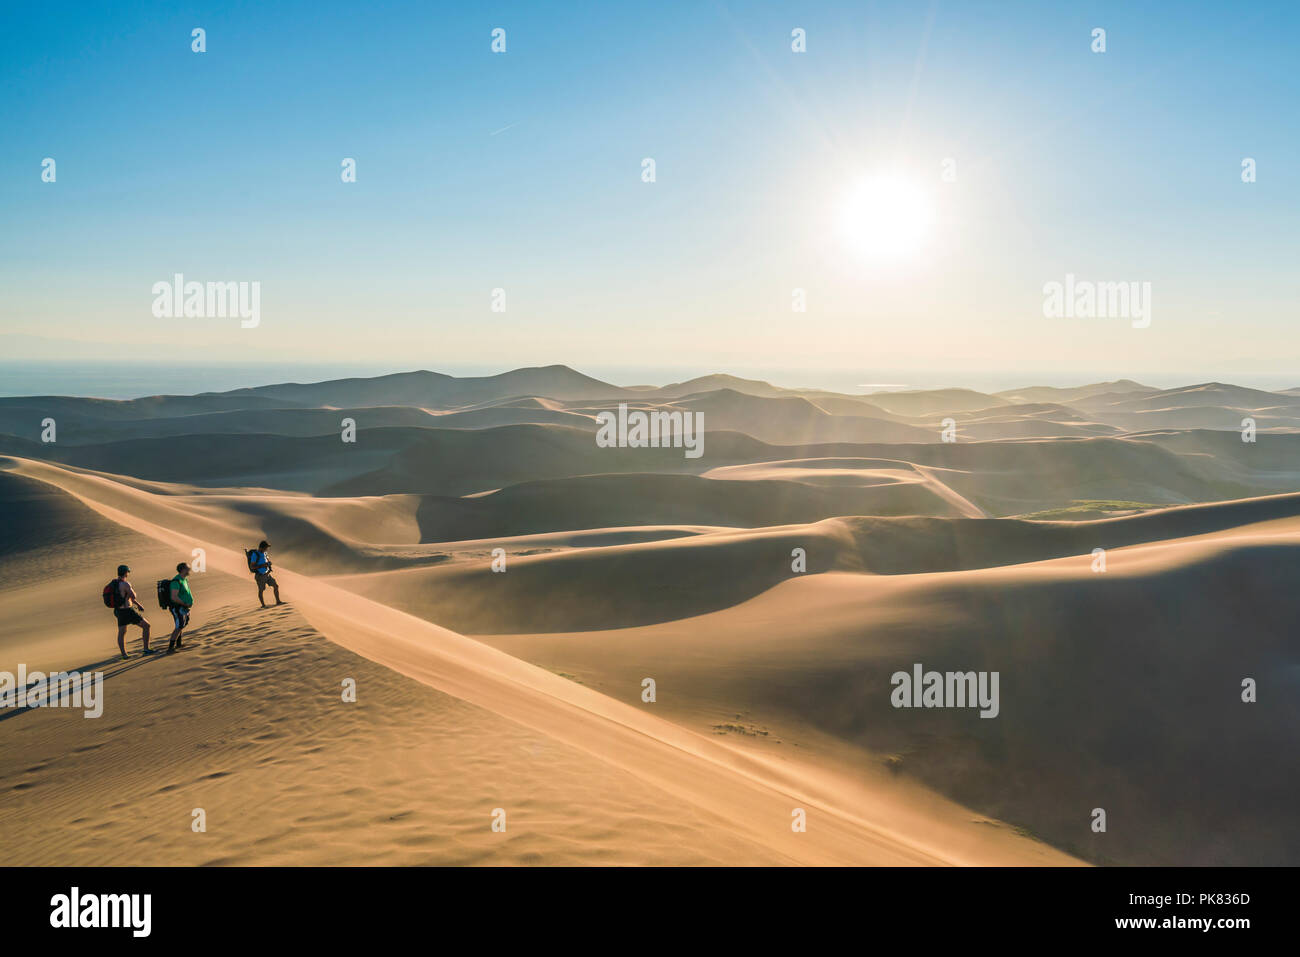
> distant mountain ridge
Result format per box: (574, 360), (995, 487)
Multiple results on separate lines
(219, 365), (630, 408)
(4, 367), (1300, 444)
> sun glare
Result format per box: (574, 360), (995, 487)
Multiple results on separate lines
(838, 174), (935, 264)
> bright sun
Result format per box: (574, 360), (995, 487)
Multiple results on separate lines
(838, 174), (935, 264)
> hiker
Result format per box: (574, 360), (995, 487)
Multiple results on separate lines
(105, 564), (152, 659)
(167, 562), (195, 653)
(247, 540), (283, 607)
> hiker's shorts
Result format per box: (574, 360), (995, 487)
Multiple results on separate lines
(170, 606), (190, 629)
(255, 572), (277, 588)
(114, 607), (144, 627)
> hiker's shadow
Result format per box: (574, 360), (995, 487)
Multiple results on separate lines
(0, 650), (174, 724)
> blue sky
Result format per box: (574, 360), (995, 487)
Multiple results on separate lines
(2, 0), (1298, 386)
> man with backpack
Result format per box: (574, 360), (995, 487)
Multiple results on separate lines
(167, 562), (195, 653)
(247, 540), (283, 608)
(105, 564), (152, 659)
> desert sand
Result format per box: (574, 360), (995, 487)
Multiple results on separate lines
(1, 366), (1296, 865)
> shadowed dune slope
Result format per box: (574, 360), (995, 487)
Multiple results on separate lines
(0, 430), (410, 492)
(639, 389), (933, 444)
(9, 425), (1294, 516)
(320, 425), (784, 496)
(410, 471), (969, 541)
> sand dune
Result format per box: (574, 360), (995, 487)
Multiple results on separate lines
(993, 380), (1155, 405)
(411, 471), (975, 541)
(1080, 381), (1300, 414)
(321, 424), (770, 497)
(11, 420), (1297, 517)
(8, 369), (1297, 448)
(0, 477), (782, 865)
(4, 366), (1297, 867)
(1089, 406), (1300, 432)
(860, 387), (1011, 417)
(477, 518), (1300, 865)
(1070, 383), (1300, 432)
(0, 458), (1074, 865)
(939, 403), (1123, 440)
(326, 490), (1300, 635)
(647, 373), (792, 399)
(652, 389), (932, 444)
(227, 365), (629, 408)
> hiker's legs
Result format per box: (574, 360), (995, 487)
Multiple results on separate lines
(168, 608), (185, 650)
(272, 581), (282, 604)
(117, 626), (127, 657)
(258, 580), (267, 607)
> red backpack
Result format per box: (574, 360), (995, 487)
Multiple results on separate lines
(102, 580), (124, 609)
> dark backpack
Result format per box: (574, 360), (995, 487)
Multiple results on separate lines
(102, 580), (124, 609)
(246, 549), (259, 574)
(156, 579), (172, 609)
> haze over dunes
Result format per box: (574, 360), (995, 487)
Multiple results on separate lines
(1, 365), (1296, 865)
